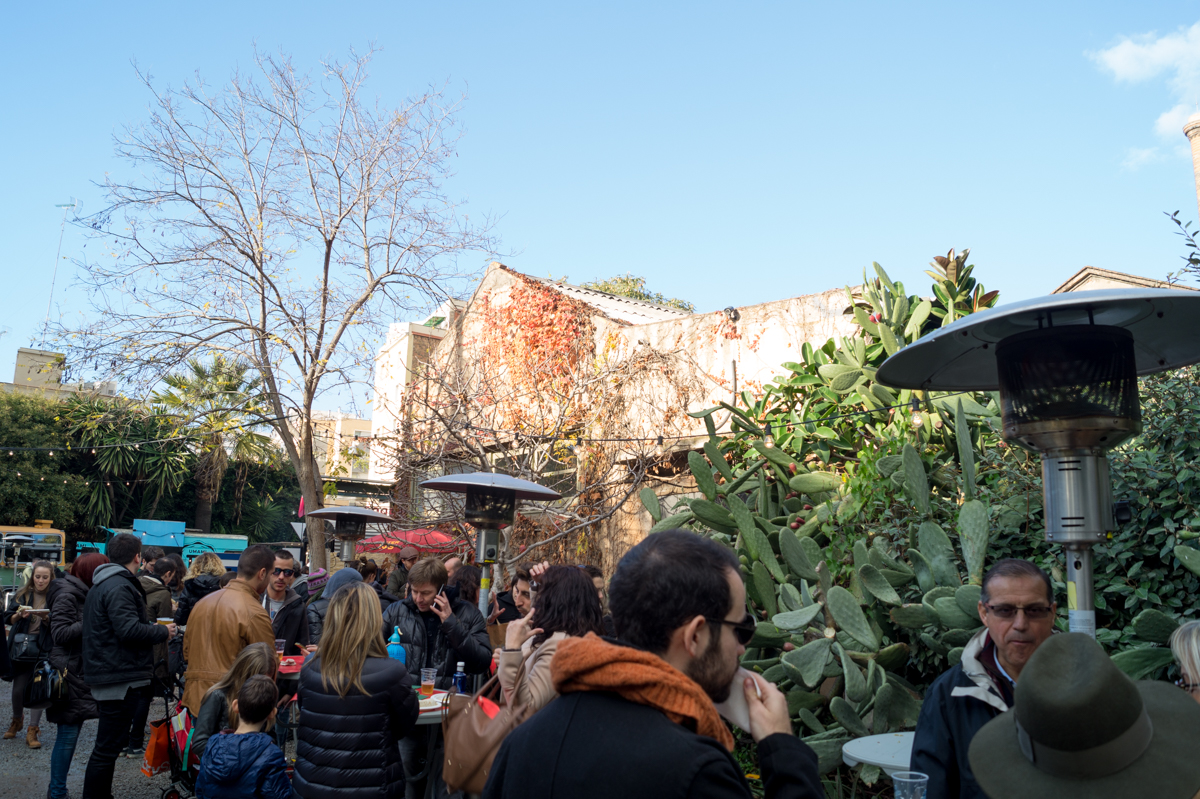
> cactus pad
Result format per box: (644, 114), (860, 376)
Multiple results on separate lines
(827, 586), (879, 651)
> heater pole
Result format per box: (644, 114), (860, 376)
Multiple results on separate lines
(479, 563), (493, 616)
(1064, 545), (1096, 637)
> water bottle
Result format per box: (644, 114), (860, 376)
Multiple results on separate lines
(452, 661), (468, 694)
(387, 626), (406, 666)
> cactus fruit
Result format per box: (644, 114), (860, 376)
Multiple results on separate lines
(827, 586), (879, 652)
(958, 500), (989, 586)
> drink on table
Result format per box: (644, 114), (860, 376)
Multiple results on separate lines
(420, 668), (436, 697)
(452, 661), (468, 695)
(275, 638), (287, 654)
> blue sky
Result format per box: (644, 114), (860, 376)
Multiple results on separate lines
(4, 2), (1200, 410)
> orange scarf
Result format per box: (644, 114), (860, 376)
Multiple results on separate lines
(551, 633), (735, 751)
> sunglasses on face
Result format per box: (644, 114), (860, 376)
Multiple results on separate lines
(273, 568), (295, 577)
(983, 603), (1053, 620)
(705, 612), (758, 646)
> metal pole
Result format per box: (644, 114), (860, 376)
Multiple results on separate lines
(1065, 545), (1096, 636)
(478, 563), (492, 616)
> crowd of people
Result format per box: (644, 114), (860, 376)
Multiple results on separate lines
(6, 533), (1200, 799)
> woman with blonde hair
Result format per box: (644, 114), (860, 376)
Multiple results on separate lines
(1171, 620), (1200, 704)
(3, 560), (56, 746)
(190, 642), (278, 760)
(294, 581), (419, 799)
(174, 552), (227, 626)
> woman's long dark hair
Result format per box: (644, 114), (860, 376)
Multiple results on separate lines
(531, 565), (604, 648)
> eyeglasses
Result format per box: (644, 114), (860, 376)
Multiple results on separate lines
(1176, 678), (1200, 692)
(272, 568), (295, 577)
(705, 612), (758, 646)
(983, 603), (1053, 620)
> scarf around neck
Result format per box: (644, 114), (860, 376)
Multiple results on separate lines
(550, 633), (735, 751)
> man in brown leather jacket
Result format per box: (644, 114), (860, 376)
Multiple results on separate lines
(181, 545), (276, 716)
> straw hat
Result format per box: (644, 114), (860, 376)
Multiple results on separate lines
(969, 633), (1200, 798)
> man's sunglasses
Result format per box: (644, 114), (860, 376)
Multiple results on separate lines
(273, 568), (295, 577)
(982, 603), (1053, 620)
(705, 612), (758, 646)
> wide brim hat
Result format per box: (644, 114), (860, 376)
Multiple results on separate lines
(969, 634), (1200, 799)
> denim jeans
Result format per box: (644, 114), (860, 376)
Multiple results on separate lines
(49, 722), (83, 799)
(82, 688), (147, 799)
(274, 703), (291, 751)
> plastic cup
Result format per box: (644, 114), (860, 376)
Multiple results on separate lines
(275, 638), (287, 654)
(420, 668), (437, 697)
(157, 617), (173, 626)
(892, 771), (928, 799)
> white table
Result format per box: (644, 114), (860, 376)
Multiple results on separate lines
(842, 732), (915, 776)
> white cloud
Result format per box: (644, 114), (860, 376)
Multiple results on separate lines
(1090, 23), (1200, 139)
(1122, 146), (1164, 170)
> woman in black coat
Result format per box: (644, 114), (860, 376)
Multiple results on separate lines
(174, 552), (226, 626)
(45, 553), (108, 799)
(294, 581), (419, 799)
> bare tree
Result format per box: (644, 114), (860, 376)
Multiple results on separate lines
(55, 49), (495, 568)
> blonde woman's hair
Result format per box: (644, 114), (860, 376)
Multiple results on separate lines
(205, 642), (277, 728)
(186, 552), (227, 581)
(1172, 621), (1200, 687)
(18, 560), (56, 602)
(318, 581), (387, 697)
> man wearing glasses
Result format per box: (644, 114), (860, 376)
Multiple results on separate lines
(911, 558), (1058, 799)
(262, 549), (312, 750)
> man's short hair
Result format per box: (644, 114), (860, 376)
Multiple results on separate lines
(361, 561), (378, 580)
(107, 533), (142, 568)
(513, 563), (533, 587)
(142, 546), (165, 563)
(238, 545), (276, 578)
(273, 549), (294, 563)
(980, 558), (1054, 605)
(608, 529), (739, 654)
(219, 571), (237, 588)
(408, 557), (448, 589)
(236, 674), (278, 725)
(152, 558), (175, 579)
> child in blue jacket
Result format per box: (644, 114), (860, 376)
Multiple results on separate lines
(196, 674), (291, 799)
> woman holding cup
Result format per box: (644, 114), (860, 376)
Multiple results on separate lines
(3, 559), (55, 747)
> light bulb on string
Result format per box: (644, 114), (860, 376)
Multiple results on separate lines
(764, 434), (775, 448)
(48, 451), (53, 457)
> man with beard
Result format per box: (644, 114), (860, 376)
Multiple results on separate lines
(483, 530), (820, 799)
(910, 558), (1058, 799)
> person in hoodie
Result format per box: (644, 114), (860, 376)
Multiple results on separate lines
(195, 674), (290, 799)
(80, 533), (176, 799)
(306, 566), (362, 646)
(175, 552), (227, 626)
(45, 553), (108, 799)
(123, 556), (180, 758)
(262, 549), (311, 749)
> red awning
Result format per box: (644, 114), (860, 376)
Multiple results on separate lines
(356, 528), (461, 556)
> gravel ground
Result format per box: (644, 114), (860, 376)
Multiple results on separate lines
(0, 678), (175, 799)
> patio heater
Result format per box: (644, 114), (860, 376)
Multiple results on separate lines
(420, 473), (562, 614)
(302, 505), (396, 564)
(876, 288), (1200, 637)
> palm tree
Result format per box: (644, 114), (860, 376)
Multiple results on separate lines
(153, 356), (275, 534)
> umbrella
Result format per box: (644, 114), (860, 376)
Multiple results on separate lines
(358, 528), (461, 555)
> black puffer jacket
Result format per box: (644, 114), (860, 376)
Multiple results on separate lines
(293, 655), (420, 799)
(379, 589), (492, 689)
(45, 575), (97, 726)
(174, 574), (221, 626)
(81, 563), (170, 687)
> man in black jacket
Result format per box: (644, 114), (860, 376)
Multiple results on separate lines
(381, 556), (491, 799)
(263, 549), (312, 749)
(80, 533), (176, 799)
(484, 530), (821, 799)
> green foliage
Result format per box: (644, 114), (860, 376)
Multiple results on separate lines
(0, 393), (88, 529)
(579, 273), (696, 313)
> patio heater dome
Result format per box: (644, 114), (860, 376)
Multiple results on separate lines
(876, 287), (1200, 638)
(302, 505), (396, 562)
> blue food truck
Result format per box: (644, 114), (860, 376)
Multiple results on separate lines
(77, 519), (250, 570)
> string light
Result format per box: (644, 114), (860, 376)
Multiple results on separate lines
(764, 434), (775, 448)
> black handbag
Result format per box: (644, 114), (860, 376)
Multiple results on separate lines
(8, 632), (44, 663)
(23, 660), (56, 710)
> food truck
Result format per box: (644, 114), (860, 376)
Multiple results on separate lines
(77, 519), (249, 568)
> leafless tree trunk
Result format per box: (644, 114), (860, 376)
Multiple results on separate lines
(55, 49), (496, 568)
